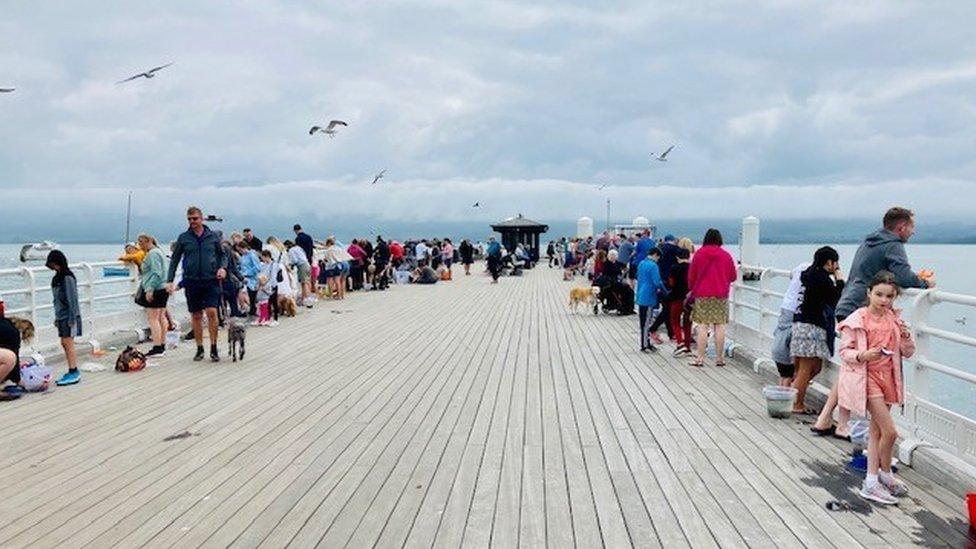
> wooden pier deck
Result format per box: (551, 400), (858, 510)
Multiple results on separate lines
(0, 265), (972, 548)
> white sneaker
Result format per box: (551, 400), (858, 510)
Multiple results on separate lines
(879, 475), (908, 497)
(860, 482), (898, 505)
(268, 320), (280, 327)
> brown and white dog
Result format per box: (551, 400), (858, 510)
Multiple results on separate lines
(279, 295), (298, 317)
(568, 286), (600, 313)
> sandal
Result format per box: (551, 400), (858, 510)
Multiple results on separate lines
(688, 358), (705, 367)
(792, 407), (818, 416)
(715, 360), (726, 367)
(810, 425), (836, 437)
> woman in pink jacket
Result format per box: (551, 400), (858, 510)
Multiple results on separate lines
(836, 271), (915, 505)
(687, 228), (738, 367)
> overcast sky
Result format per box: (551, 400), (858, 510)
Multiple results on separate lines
(2, 1), (975, 228)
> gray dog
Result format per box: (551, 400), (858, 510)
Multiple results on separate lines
(227, 317), (246, 362)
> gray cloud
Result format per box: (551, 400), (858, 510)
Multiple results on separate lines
(1, 0), (974, 222)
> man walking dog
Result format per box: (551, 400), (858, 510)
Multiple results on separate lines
(167, 206), (228, 362)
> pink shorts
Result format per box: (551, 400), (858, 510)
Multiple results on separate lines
(867, 366), (898, 404)
(310, 264), (320, 280)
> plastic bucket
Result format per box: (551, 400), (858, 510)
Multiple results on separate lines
(762, 385), (797, 419)
(165, 331), (180, 350)
(967, 493), (976, 528)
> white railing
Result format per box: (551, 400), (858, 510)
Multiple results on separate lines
(729, 263), (976, 468)
(0, 261), (185, 353)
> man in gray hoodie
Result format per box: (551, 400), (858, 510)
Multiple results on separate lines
(835, 207), (935, 320)
(810, 207), (935, 438)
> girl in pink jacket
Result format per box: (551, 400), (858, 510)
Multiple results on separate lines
(836, 271), (916, 505)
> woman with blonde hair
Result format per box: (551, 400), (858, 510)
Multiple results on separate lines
(136, 233), (170, 357)
(322, 237), (353, 299)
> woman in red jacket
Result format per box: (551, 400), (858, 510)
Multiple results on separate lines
(687, 228), (738, 367)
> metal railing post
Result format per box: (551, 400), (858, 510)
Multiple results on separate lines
(760, 268), (770, 339)
(910, 289), (933, 404)
(21, 266), (38, 327)
(80, 263), (96, 338)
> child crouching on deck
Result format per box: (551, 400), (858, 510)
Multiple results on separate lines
(837, 271), (915, 505)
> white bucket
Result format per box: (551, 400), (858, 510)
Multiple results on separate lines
(165, 331), (180, 350)
(762, 385), (797, 419)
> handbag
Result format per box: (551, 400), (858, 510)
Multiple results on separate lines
(134, 286), (148, 307)
(115, 345), (147, 372)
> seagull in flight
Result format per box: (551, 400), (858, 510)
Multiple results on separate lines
(955, 317), (967, 325)
(117, 62), (174, 84)
(0, 88), (14, 93)
(309, 120), (348, 138)
(652, 145), (675, 162)
(472, 202), (481, 208)
(371, 169), (386, 185)
(595, 183), (610, 190)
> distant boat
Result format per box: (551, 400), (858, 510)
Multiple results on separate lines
(102, 266), (131, 277)
(19, 241), (59, 262)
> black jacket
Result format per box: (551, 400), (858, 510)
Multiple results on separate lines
(795, 266), (845, 330)
(0, 318), (21, 383)
(167, 225), (228, 283)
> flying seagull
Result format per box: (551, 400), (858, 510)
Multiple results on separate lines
(117, 62), (174, 84)
(955, 317), (967, 325)
(309, 120), (348, 138)
(595, 183), (609, 190)
(0, 88), (14, 93)
(472, 202), (481, 208)
(652, 145), (675, 162)
(371, 169), (386, 185)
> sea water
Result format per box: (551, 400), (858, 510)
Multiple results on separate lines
(2, 242), (974, 418)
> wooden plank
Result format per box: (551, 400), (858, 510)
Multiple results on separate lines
(0, 264), (969, 548)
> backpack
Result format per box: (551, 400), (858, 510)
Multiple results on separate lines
(115, 346), (147, 372)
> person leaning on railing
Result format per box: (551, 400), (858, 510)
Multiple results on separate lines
(811, 206), (935, 439)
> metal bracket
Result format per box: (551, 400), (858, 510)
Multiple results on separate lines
(898, 438), (934, 466)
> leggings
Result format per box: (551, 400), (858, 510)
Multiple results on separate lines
(221, 280), (242, 318)
(270, 287), (280, 320)
(248, 289), (258, 316)
(648, 299), (674, 338)
(639, 305), (652, 349)
(669, 300), (692, 348)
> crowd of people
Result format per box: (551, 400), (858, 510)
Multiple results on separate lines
(548, 206), (934, 506)
(0, 205), (945, 507)
(553, 227), (736, 366)
(0, 206), (482, 397)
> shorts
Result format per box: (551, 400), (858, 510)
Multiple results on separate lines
(339, 262), (350, 275)
(867, 366), (898, 404)
(138, 288), (169, 309)
(56, 317), (82, 338)
(776, 362), (795, 379)
(790, 322), (830, 360)
(310, 263), (320, 281)
(184, 281), (221, 313)
(296, 262), (311, 284)
(770, 308), (794, 365)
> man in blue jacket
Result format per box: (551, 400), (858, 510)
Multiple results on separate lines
(167, 206), (227, 362)
(636, 247), (665, 352)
